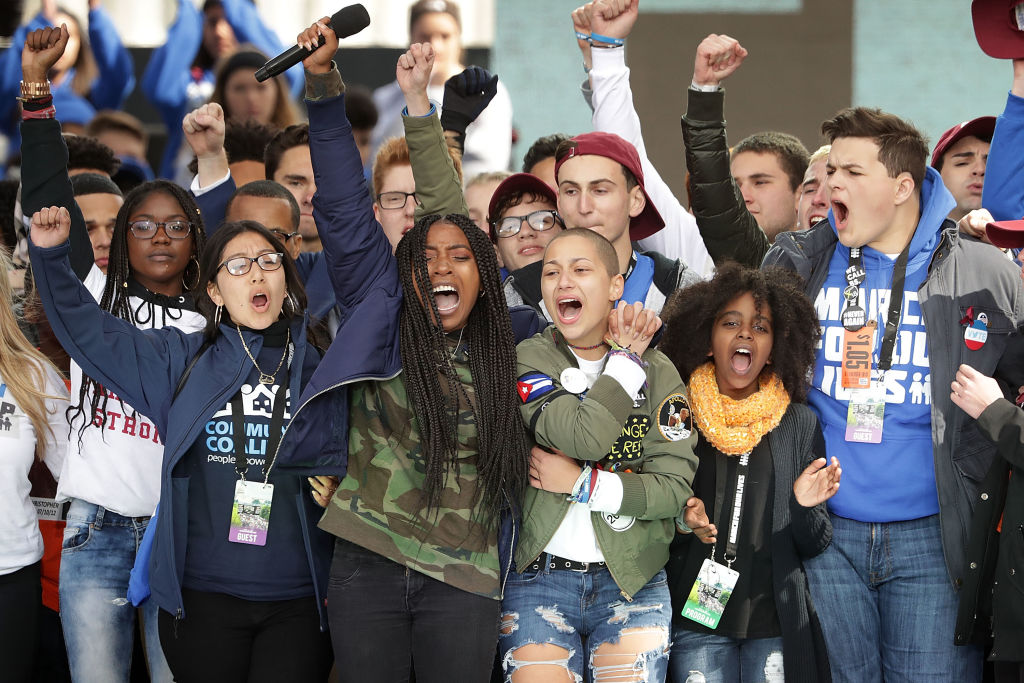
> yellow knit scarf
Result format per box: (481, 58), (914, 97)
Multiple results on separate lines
(687, 362), (790, 455)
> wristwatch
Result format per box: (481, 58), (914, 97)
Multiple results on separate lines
(19, 80), (51, 101)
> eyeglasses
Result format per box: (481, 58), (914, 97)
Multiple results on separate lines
(128, 220), (193, 240)
(494, 210), (563, 238)
(376, 191), (420, 210)
(218, 252), (285, 276)
(269, 229), (300, 242)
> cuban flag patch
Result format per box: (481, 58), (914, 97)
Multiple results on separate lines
(518, 373), (555, 403)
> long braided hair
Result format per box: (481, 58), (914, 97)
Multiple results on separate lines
(395, 213), (531, 523)
(69, 180), (206, 440)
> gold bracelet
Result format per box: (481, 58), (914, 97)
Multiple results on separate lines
(19, 80), (51, 101)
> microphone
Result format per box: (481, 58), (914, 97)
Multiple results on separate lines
(254, 4), (371, 82)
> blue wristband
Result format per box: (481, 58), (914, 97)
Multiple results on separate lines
(589, 32), (625, 47)
(574, 30), (590, 41)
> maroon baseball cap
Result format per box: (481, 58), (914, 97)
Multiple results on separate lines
(973, 0), (1024, 59)
(553, 131), (665, 241)
(930, 116), (997, 168)
(486, 172), (558, 236)
(986, 218), (1024, 248)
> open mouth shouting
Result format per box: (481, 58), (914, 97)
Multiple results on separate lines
(831, 200), (850, 231)
(556, 296), (583, 326)
(433, 283), (461, 315)
(731, 346), (753, 375)
(251, 290), (271, 313)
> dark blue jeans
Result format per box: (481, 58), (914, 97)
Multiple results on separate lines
(326, 537), (500, 683)
(804, 513), (982, 683)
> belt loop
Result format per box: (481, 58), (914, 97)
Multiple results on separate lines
(93, 505), (106, 530)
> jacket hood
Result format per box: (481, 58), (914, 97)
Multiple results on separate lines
(828, 166), (956, 268)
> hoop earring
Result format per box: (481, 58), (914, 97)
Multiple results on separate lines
(214, 304), (222, 328)
(183, 256), (201, 291)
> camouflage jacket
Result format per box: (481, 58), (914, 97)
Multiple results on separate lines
(318, 345), (501, 599)
(515, 328), (698, 598)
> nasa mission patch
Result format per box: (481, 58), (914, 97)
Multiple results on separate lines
(657, 393), (692, 441)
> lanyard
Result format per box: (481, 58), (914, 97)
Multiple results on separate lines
(620, 253), (655, 306)
(232, 379), (287, 484)
(842, 242), (912, 375)
(711, 452), (750, 568)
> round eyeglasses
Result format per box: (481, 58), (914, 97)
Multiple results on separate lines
(217, 252), (285, 276)
(128, 220), (193, 240)
(493, 210), (563, 238)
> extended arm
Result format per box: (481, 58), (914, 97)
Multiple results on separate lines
(301, 21), (399, 313)
(396, 44), (468, 219)
(28, 207), (190, 430)
(582, 1), (712, 273)
(682, 34), (769, 268)
(20, 28), (98, 281)
(980, 60), (1024, 222)
(85, 4), (135, 109)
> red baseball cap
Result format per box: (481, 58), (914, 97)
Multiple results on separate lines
(986, 218), (1024, 248)
(486, 173), (558, 238)
(553, 131), (665, 241)
(973, 0), (1024, 59)
(930, 116), (996, 168)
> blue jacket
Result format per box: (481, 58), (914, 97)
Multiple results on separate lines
(982, 91), (1024, 222)
(194, 176), (338, 323)
(30, 90), (397, 627)
(0, 8), (134, 165)
(142, 0), (303, 180)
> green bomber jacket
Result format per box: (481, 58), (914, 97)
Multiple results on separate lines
(515, 328), (698, 598)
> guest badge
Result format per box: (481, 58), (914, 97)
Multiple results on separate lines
(229, 480), (274, 546)
(845, 382), (886, 443)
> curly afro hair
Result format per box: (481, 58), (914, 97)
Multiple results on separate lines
(660, 262), (820, 403)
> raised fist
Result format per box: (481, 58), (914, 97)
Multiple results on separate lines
(31, 206), (72, 249)
(22, 25), (70, 83)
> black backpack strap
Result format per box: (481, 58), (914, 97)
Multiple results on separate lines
(173, 339), (213, 401)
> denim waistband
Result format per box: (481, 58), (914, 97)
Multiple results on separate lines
(66, 499), (152, 529)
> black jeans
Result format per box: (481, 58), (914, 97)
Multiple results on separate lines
(0, 562), (41, 683)
(327, 538), (500, 683)
(157, 588), (331, 683)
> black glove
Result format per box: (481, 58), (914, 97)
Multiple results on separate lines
(440, 66), (499, 138)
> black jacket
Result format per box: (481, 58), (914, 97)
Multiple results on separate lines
(955, 398), (1024, 662)
(668, 403), (832, 682)
(681, 87), (771, 269)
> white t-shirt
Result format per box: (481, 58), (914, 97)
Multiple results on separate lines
(56, 267), (205, 517)
(0, 362), (68, 575)
(542, 351), (643, 563)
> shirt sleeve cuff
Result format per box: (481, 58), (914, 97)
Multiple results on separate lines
(603, 354), (646, 398)
(304, 63), (346, 101)
(190, 170), (231, 196)
(689, 81), (722, 93)
(587, 470), (624, 513)
(401, 103), (438, 118)
(589, 44), (627, 74)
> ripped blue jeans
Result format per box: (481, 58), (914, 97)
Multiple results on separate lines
(498, 558), (671, 682)
(670, 629), (784, 683)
